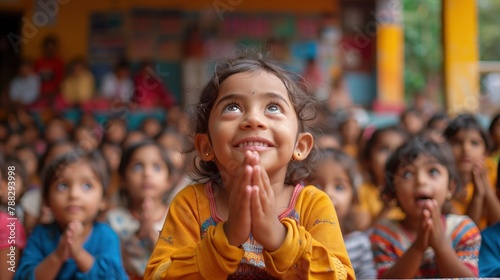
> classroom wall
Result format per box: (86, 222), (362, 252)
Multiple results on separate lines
(0, 0), (337, 62)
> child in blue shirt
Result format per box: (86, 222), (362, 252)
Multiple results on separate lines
(15, 150), (127, 279)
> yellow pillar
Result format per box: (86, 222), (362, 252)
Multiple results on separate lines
(374, 0), (405, 112)
(442, 0), (479, 115)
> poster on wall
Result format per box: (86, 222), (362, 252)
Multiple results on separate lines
(88, 12), (126, 87)
(88, 9), (340, 102)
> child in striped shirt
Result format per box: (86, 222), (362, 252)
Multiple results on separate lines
(370, 137), (481, 278)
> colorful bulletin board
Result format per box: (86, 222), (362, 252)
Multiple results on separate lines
(88, 9), (340, 102)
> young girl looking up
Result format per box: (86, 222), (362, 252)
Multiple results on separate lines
(370, 137), (481, 278)
(15, 150), (128, 279)
(311, 148), (376, 279)
(444, 114), (500, 228)
(145, 54), (354, 279)
(356, 126), (408, 231)
(106, 140), (172, 278)
(21, 139), (76, 234)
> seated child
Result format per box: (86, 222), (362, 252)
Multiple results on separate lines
(312, 148), (376, 279)
(15, 150), (127, 279)
(106, 140), (172, 277)
(371, 137), (481, 278)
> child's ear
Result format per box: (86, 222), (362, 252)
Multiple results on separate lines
(195, 133), (214, 161)
(293, 132), (314, 161)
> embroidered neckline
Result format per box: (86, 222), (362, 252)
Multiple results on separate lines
(205, 181), (304, 223)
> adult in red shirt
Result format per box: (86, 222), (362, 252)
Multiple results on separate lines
(34, 35), (64, 105)
(133, 60), (176, 109)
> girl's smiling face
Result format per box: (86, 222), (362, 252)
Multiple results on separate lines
(197, 71), (312, 186)
(393, 154), (451, 219)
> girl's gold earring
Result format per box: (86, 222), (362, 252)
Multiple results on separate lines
(446, 192), (452, 200)
(291, 152), (301, 162)
(295, 152), (301, 160)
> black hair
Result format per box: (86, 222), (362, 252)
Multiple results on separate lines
(19, 57), (34, 67)
(314, 148), (362, 196)
(384, 137), (461, 214)
(427, 112), (449, 129)
(41, 149), (110, 204)
(42, 34), (58, 48)
(115, 57), (130, 70)
(400, 108), (422, 121)
(489, 112), (500, 151)
(15, 144), (39, 170)
(99, 139), (122, 150)
(118, 139), (174, 206)
(443, 113), (492, 152)
(489, 112), (500, 135)
(118, 139), (173, 179)
(38, 139), (76, 175)
(190, 51), (319, 186)
(67, 56), (88, 74)
(362, 125), (408, 162)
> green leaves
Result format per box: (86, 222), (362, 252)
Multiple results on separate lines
(403, 0), (442, 100)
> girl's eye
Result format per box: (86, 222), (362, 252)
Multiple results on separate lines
(153, 163), (161, 172)
(82, 183), (92, 191)
(334, 184), (345, 192)
(429, 168), (440, 176)
(222, 103), (242, 113)
(266, 103), (283, 114)
(133, 163), (143, 172)
(378, 146), (390, 153)
(56, 183), (68, 191)
(471, 139), (481, 147)
(401, 171), (412, 179)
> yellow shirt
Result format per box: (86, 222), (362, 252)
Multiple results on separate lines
(451, 157), (498, 229)
(145, 182), (355, 280)
(357, 182), (405, 222)
(61, 70), (95, 104)
(342, 144), (358, 159)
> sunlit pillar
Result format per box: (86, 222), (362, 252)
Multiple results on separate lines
(442, 0), (479, 115)
(374, 0), (404, 112)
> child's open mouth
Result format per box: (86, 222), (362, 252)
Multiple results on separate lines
(415, 195), (433, 207)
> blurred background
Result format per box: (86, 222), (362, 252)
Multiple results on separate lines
(0, 0), (498, 131)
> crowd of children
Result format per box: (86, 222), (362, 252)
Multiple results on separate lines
(6, 35), (176, 111)
(1, 51), (500, 279)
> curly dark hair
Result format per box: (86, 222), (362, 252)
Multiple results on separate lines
(384, 137), (461, 214)
(189, 52), (319, 186)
